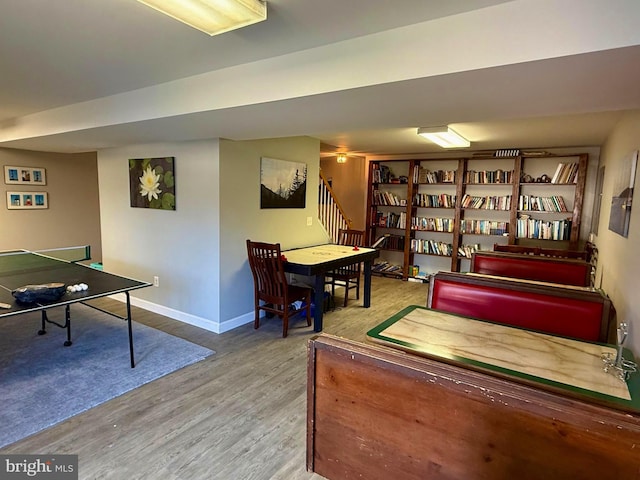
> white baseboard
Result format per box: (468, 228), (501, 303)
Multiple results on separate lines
(107, 293), (253, 334)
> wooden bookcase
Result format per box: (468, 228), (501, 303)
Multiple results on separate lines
(365, 153), (588, 280)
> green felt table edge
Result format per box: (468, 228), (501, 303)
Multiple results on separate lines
(366, 305), (640, 413)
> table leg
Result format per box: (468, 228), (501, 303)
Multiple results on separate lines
(313, 274), (325, 332)
(363, 260), (372, 308)
(126, 291), (135, 368)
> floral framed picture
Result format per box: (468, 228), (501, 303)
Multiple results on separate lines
(6, 191), (48, 209)
(129, 157), (176, 210)
(4, 166), (46, 185)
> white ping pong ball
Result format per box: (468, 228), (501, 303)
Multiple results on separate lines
(80, 283), (88, 291)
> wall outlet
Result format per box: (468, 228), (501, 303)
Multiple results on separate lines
(153, 276), (160, 287)
(306, 216), (313, 226)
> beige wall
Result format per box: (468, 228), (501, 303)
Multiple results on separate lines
(0, 148), (102, 260)
(320, 155), (367, 230)
(593, 110), (640, 354)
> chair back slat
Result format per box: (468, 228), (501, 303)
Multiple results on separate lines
(246, 241), (288, 302)
(336, 229), (365, 274)
(338, 229), (365, 247)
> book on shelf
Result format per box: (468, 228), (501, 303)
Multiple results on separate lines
(413, 193), (456, 208)
(413, 166), (456, 184)
(516, 214), (572, 240)
(465, 169), (513, 184)
(461, 194), (511, 210)
(410, 238), (453, 256)
(375, 211), (406, 229)
(458, 243), (481, 258)
(371, 234), (390, 249)
(550, 162), (579, 184)
(460, 220), (509, 236)
(518, 195), (569, 212)
(411, 216), (455, 232)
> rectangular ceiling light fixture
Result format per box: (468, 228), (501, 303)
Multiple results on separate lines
(417, 126), (470, 148)
(138, 0), (267, 36)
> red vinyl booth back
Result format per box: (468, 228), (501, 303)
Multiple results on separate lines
(430, 278), (604, 342)
(472, 254), (591, 286)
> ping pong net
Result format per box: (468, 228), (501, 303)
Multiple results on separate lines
(0, 246), (91, 276)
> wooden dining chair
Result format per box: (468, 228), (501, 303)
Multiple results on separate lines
(325, 229), (366, 307)
(246, 240), (312, 337)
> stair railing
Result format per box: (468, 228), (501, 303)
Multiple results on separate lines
(318, 169), (352, 243)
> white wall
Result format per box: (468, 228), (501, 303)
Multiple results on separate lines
(0, 148), (102, 259)
(593, 110), (640, 355)
(97, 136), (327, 334)
(98, 140), (221, 331)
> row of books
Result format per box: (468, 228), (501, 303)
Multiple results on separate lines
(372, 261), (404, 275)
(373, 190), (406, 206)
(460, 194), (511, 210)
(458, 243), (481, 258)
(465, 169), (513, 184)
(375, 211), (407, 229)
(413, 166), (456, 184)
(413, 193), (456, 208)
(518, 195), (569, 212)
(372, 164), (393, 184)
(550, 162), (579, 184)
(409, 240), (482, 258)
(410, 239), (453, 256)
(460, 220), (509, 236)
(411, 217), (455, 232)
(374, 234), (406, 250)
(516, 216), (572, 240)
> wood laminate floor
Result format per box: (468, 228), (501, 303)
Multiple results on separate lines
(1, 276), (428, 480)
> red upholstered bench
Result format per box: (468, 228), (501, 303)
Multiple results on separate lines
(471, 251), (591, 286)
(428, 272), (613, 343)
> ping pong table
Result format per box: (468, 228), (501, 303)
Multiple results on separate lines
(0, 247), (152, 368)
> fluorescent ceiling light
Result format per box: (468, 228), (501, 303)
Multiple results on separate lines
(138, 0), (267, 36)
(417, 126), (470, 148)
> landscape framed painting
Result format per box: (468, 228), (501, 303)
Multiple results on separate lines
(260, 157), (307, 209)
(129, 157), (176, 210)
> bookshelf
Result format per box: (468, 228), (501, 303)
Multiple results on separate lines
(366, 152), (588, 280)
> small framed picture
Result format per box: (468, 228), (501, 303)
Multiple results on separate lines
(6, 191), (48, 209)
(4, 166), (47, 185)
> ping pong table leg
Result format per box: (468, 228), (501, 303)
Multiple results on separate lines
(126, 292), (135, 368)
(63, 305), (72, 346)
(38, 308), (72, 346)
(39, 311), (47, 336)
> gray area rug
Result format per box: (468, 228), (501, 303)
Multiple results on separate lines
(0, 304), (214, 448)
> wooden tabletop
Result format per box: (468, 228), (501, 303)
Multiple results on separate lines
(367, 306), (639, 411)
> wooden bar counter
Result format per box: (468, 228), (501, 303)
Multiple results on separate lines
(306, 307), (640, 480)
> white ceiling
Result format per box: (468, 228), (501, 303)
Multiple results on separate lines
(1, 0), (640, 156)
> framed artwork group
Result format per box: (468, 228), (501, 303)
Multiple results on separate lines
(6, 191), (48, 209)
(4, 165), (46, 185)
(3, 165), (49, 210)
